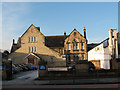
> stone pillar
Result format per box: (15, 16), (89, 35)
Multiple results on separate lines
(38, 60), (48, 78)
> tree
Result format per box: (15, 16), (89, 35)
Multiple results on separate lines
(2, 50), (9, 58)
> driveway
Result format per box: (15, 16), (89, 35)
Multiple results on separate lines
(2, 70), (49, 85)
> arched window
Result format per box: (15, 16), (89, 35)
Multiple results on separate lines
(81, 42), (84, 50)
(73, 39), (79, 50)
(82, 54), (84, 60)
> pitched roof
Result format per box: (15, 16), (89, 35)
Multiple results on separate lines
(20, 24), (44, 38)
(69, 29), (86, 40)
(87, 38), (109, 51)
(45, 35), (68, 47)
(87, 43), (99, 51)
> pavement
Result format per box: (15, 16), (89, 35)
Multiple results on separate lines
(2, 70), (120, 86)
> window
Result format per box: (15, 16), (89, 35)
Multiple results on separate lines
(76, 43), (79, 49)
(82, 54), (84, 60)
(28, 37), (37, 42)
(29, 46), (37, 53)
(81, 43), (84, 50)
(34, 46), (37, 52)
(29, 37), (31, 42)
(103, 40), (109, 48)
(73, 43), (76, 50)
(67, 43), (70, 50)
(73, 42), (79, 50)
(34, 37), (36, 42)
(29, 47), (31, 52)
(32, 47), (34, 52)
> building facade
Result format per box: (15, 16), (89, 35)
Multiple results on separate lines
(88, 29), (119, 69)
(9, 24), (88, 67)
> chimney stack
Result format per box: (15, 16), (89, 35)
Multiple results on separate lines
(83, 27), (86, 39)
(13, 39), (15, 45)
(36, 27), (40, 31)
(64, 32), (66, 39)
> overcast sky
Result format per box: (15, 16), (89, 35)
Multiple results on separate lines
(2, 2), (118, 51)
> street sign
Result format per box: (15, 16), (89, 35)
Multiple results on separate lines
(0, 66), (3, 70)
(40, 65), (46, 70)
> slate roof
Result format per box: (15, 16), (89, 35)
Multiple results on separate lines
(87, 38), (109, 51)
(45, 35), (68, 47)
(87, 43), (99, 51)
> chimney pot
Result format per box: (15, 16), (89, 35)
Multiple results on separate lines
(13, 39), (15, 44)
(83, 27), (86, 39)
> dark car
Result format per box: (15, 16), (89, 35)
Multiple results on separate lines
(19, 64), (29, 71)
(12, 66), (19, 74)
(14, 64), (28, 71)
(88, 61), (96, 70)
(13, 64), (23, 71)
(22, 63), (33, 70)
(28, 63), (38, 70)
(68, 65), (75, 71)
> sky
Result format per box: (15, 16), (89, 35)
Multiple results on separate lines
(1, 2), (118, 51)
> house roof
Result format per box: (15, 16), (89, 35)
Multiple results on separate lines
(45, 35), (68, 47)
(87, 43), (99, 51)
(68, 29), (86, 40)
(20, 24), (44, 38)
(87, 38), (109, 52)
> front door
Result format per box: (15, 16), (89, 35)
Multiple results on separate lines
(28, 56), (34, 64)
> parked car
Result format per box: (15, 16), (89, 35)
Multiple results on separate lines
(88, 61), (96, 70)
(28, 63), (38, 70)
(21, 63), (33, 70)
(13, 64), (23, 71)
(68, 65), (75, 71)
(12, 66), (19, 74)
(19, 64), (29, 71)
(14, 64), (28, 71)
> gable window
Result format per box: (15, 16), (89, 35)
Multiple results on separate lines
(29, 37), (31, 42)
(29, 46), (31, 52)
(29, 46), (37, 53)
(28, 37), (37, 43)
(73, 39), (79, 50)
(31, 47), (33, 52)
(34, 46), (37, 52)
(31, 37), (33, 42)
(34, 37), (36, 42)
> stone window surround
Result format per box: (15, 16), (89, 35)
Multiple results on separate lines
(28, 36), (37, 43)
(29, 46), (37, 53)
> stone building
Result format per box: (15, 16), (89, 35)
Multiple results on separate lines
(9, 24), (87, 67)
